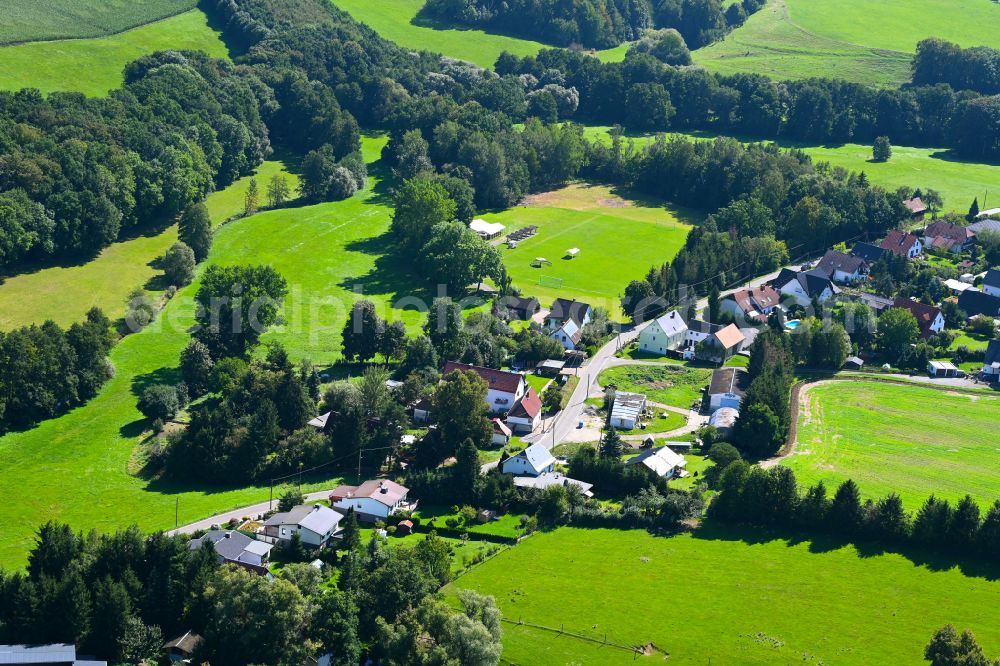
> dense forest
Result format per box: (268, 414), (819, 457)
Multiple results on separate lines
(420, 0), (764, 49)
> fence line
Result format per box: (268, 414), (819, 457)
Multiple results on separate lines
(499, 617), (666, 658)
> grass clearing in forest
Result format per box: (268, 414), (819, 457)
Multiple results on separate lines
(694, 0), (1000, 87)
(0, 135), (438, 569)
(786, 381), (1000, 508)
(0, 9), (229, 96)
(450, 526), (1000, 665)
(330, 0), (626, 69)
(481, 184), (695, 314)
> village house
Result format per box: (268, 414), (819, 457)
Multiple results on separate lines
(545, 298), (593, 331)
(261, 504), (343, 547)
(501, 443), (556, 477)
(903, 196), (928, 222)
(982, 269), (1000, 298)
(330, 479), (414, 522)
(189, 529), (273, 569)
(855, 291), (894, 313)
(491, 418), (512, 446)
(720, 285), (782, 325)
(923, 220), (975, 254)
(708, 367), (750, 411)
(697, 323), (747, 363)
(549, 316), (584, 350)
(625, 445), (687, 479)
(513, 472), (594, 497)
(638, 310), (688, 355)
(851, 242), (886, 264)
(879, 229), (922, 259)
(684, 318), (723, 350)
(496, 294), (540, 320)
(772, 268), (839, 307)
(814, 250), (869, 284)
(443, 361), (526, 414)
(0, 645), (106, 666)
(971, 217), (1000, 235)
(610, 391), (647, 430)
(505, 387), (542, 433)
(983, 340), (1000, 382)
(892, 298), (945, 338)
(164, 632), (202, 664)
(958, 289), (1000, 319)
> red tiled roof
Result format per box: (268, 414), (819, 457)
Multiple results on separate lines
(443, 361), (524, 394)
(508, 388), (541, 419)
(879, 229), (919, 255)
(904, 197), (927, 214)
(892, 297), (941, 338)
(924, 220), (972, 245)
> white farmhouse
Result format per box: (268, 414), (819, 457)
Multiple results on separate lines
(638, 310), (688, 356)
(444, 361), (526, 414)
(501, 443), (556, 477)
(330, 479), (414, 522)
(625, 445), (687, 479)
(262, 504), (343, 548)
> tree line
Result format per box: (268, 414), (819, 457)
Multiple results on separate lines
(497, 48), (1000, 160)
(0, 308), (115, 433)
(709, 462), (1000, 564)
(420, 0), (763, 50)
(0, 521), (502, 665)
(912, 37), (1000, 96)
(0, 52), (270, 273)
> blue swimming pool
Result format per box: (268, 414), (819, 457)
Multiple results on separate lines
(785, 319), (801, 330)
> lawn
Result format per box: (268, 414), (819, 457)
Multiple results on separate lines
(390, 531), (503, 574)
(330, 0), (626, 69)
(0, 9), (229, 96)
(616, 409), (686, 435)
(0, 160), (296, 330)
(0, 135), (440, 569)
(524, 373), (552, 395)
(0, 0), (196, 44)
(582, 125), (1000, 214)
(599, 363), (712, 410)
(481, 184), (697, 315)
(787, 381), (1000, 508)
(412, 506), (525, 539)
(694, 0), (1000, 87)
(451, 526), (1000, 664)
(949, 330), (993, 352)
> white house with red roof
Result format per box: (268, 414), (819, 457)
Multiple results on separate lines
(505, 388), (542, 433)
(329, 479), (415, 522)
(491, 418), (512, 446)
(443, 361), (526, 414)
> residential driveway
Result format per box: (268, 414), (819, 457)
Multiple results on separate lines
(167, 489), (336, 536)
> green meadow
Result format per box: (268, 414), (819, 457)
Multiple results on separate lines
(480, 184), (695, 314)
(1, 0), (197, 44)
(330, 0), (626, 69)
(581, 124), (1000, 214)
(0, 160), (297, 330)
(451, 526), (1000, 665)
(0, 136), (421, 569)
(0, 9), (229, 96)
(598, 363), (712, 410)
(695, 0), (1000, 86)
(786, 381), (1000, 508)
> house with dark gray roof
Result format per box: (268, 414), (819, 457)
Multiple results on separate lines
(983, 339), (1000, 382)
(545, 298), (592, 330)
(773, 268), (839, 307)
(851, 242), (885, 264)
(815, 250), (868, 284)
(958, 290), (1000, 318)
(262, 504), (343, 547)
(708, 367), (750, 410)
(982, 269), (1000, 298)
(189, 529), (273, 569)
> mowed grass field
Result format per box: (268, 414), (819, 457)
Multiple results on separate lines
(0, 9), (229, 96)
(695, 0), (1000, 86)
(330, 0), (627, 69)
(0, 160), (297, 330)
(598, 362), (712, 409)
(0, 135), (429, 568)
(451, 526), (1000, 665)
(786, 381), (1000, 508)
(581, 125), (999, 214)
(0, 0), (196, 44)
(481, 184), (695, 314)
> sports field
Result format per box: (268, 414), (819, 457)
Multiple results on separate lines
(481, 184), (695, 313)
(0, 135), (427, 569)
(581, 125), (999, 214)
(330, 0), (627, 69)
(695, 0), (1000, 86)
(598, 363), (713, 410)
(0, 9), (228, 96)
(786, 381), (1000, 508)
(451, 526), (1000, 664)
(0, 161), (297, 330)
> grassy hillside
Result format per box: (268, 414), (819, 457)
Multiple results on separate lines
(0, 0), (196, 44)
(695, 0), (1000, 86)
(330, 0), (627, 68)
(0, 162), (297, 331)
(0, 137), (407, 569)
(452, 526), (1000, 664)
(481, 184), (694, 314)
(581, 125), (1000, 214)
(0, 9), (229, 96)
(787, 382), (1000, 508)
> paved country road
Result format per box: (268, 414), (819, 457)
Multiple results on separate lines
(167, 489), (336, 536)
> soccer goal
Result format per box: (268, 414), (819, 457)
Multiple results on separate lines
(538, 275), (564, 289)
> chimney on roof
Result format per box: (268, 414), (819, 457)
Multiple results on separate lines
(379, 482), (388, 494)
(313, 504), (322, 511)
(224, 531), (232, 538)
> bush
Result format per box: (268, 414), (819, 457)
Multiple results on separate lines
(162, 241), (196, 286)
